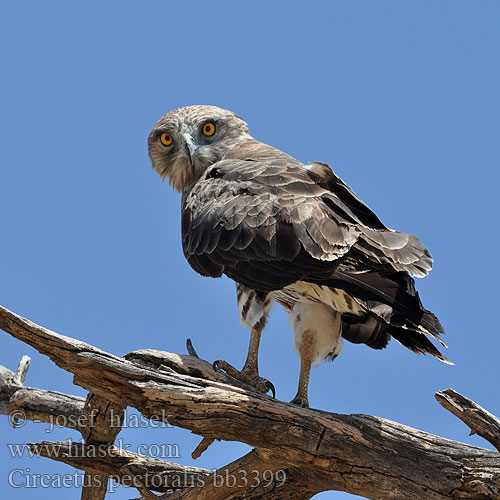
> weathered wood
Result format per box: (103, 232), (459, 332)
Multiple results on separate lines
(436, 388), (500, 452)
(166, 450), (320, 500)
(0, 370), (323, 499)
(1, 304), (500, 500)
(191, 437), (215, 459)
(28, 440), (314, 499)
(12, 355), (30, 385)
(0, 355), (85, 428)
(28, 440), (211, 492)
(9, 387), (85, 430)
(80, 393), (126, 500)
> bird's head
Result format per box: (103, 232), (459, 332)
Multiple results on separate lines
(148, 105), (250, 192)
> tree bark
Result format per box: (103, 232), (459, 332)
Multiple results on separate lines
(436, 389), (500, 453)
(1, 304), (499, 499)
(79, 392), (126, 500)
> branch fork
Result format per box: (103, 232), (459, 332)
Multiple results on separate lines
(1, 304), (499, 499)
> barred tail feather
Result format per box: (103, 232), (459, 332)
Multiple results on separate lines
(328, 270), (452, 364)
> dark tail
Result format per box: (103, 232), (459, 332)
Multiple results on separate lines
(328, 270), (452, 364)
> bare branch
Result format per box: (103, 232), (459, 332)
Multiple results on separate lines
(29, 440), (313, 499)
(12, 355), (30, 385)
(1, 304), (500, 500)
(121, 466), (159, 500)
(9, 387), (85, 430)
(185, 339), (199, 359)
(436, 388), (500, 452)
(0, 367), (333, 499)
(28, 440), (210, 492)
(80, 392), (126, 500)
(0, 356), (85, 429)
(167, 450), (319, 500)
(191, 438), (215, 460)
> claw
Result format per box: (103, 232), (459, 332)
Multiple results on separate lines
(212, 359), (275, 397)
(266, 381), (276, 398)
(291, 396), (309, 408)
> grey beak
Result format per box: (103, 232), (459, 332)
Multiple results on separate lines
(183, 133), (197, 168)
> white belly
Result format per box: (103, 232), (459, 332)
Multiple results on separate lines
(271, 281), (365, 366)
(289, 301), (343, 366)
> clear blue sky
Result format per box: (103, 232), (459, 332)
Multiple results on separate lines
(1, 2), (499, 499)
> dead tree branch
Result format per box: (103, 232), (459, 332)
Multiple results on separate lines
(1, 304), (499, 500)
(28, 440), (211, 493)
(0, 355), (85, 429)
(436, 389), (500, 452)
(79, 392), (126, 500)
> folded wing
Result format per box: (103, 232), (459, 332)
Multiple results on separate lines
(181, 145), (448, 362)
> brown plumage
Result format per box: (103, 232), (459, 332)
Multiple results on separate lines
(148, 105), (451, 408)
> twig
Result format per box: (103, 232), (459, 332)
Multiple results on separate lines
(186, 340), (215, 460)
(191, 438), (215, 459)
(12, 355), (30, 385)
(435, 388), (500, 452)
(186, 339), (199, 358)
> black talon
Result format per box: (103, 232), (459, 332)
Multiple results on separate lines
(290, 397), (309, 408)
(266, 381), (276, 398)
(212, 360), (220, 371)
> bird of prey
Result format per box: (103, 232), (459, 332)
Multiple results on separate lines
(148, 105), (450, 408)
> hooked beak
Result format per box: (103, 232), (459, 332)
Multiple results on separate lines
(183, 133), (197, 168)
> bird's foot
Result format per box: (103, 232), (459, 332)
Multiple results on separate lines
(290, 395), (309, 408)
(212, 360), (275, 397)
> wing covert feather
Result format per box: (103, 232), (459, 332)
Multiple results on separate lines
(179, 141), (445, 362)
(182, 150), (434, 282)
(182, 159), (359, 278)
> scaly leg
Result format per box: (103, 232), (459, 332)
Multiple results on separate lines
(290, 329), (314, 408)
(290, 356), (312, 407)
(213, 327), (275, 396)
(214, 285), (274, 396)
(242, 326), (262, 375)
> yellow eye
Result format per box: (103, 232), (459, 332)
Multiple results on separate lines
(160, 132), (173, 146)
(202, 122), (216, 136)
